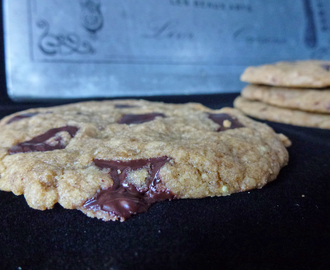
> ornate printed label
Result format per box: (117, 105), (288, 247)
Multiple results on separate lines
(30, 0), (330, 63)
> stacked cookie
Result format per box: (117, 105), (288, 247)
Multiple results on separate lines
(234, 60), (330, 129)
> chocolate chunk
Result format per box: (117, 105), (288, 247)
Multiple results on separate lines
(83, 156), (173, 220)
(6, 113), (39, 125)
(114, 104), (137, 108)
(321, 64), (330, 71)
(9, 126), (78, 154)
(208, 113), (244, 131)
(117, 113), (165, 125)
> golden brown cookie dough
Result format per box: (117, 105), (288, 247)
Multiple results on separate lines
(234, 96), (330, 129)
(241, 60), (330, 88)
(241, 84), (330, 113)
(0, 100), (290, 221)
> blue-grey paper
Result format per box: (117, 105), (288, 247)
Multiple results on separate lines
(3, 0), (330, 101)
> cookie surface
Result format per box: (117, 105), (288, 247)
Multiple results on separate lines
(241, 85), (330, 113)
(234, 96), (330, 129)
(0, 100), (290, 221)
(241, 60), (330, 88)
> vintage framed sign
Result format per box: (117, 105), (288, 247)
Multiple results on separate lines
(3, 0), (330, 100)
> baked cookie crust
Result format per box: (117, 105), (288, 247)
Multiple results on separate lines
(241, 84), (330, 113)
(241, 60), (330, 88)
(234, 96), (330, 129)
(0, 100), (290, 221)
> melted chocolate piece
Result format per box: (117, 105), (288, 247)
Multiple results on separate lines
(117, 113), (165, 125)
(321, 64), (330, 71)
(6, 113), (39, 125)
(9, 126), (78, 154)
(114, 104), (137, 109)
(83, 156), (173, 219)
(208, 113), (244, 132)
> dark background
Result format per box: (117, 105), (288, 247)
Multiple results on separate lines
(1, 2), (330, 270)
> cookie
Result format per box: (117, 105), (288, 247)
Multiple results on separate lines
(234, 96), (330, 129)
(0, 100), (290, 221)
(241, 60), (330, 88)
(241, 85), (330, 113)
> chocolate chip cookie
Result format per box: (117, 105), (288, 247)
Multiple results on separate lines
(241, 60), (330, 88)
(0, 100), (290, 221)
(241, 84), (330, 113)
(234, 96), (330, 129)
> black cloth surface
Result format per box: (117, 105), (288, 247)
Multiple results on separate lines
(0, 94), (329, 270)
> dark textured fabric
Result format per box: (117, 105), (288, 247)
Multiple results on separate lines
(0, 95), (329, 270)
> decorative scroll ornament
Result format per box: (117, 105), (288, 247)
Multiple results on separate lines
(37, 20), (94, 55)
(80, 0), (103, 34)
